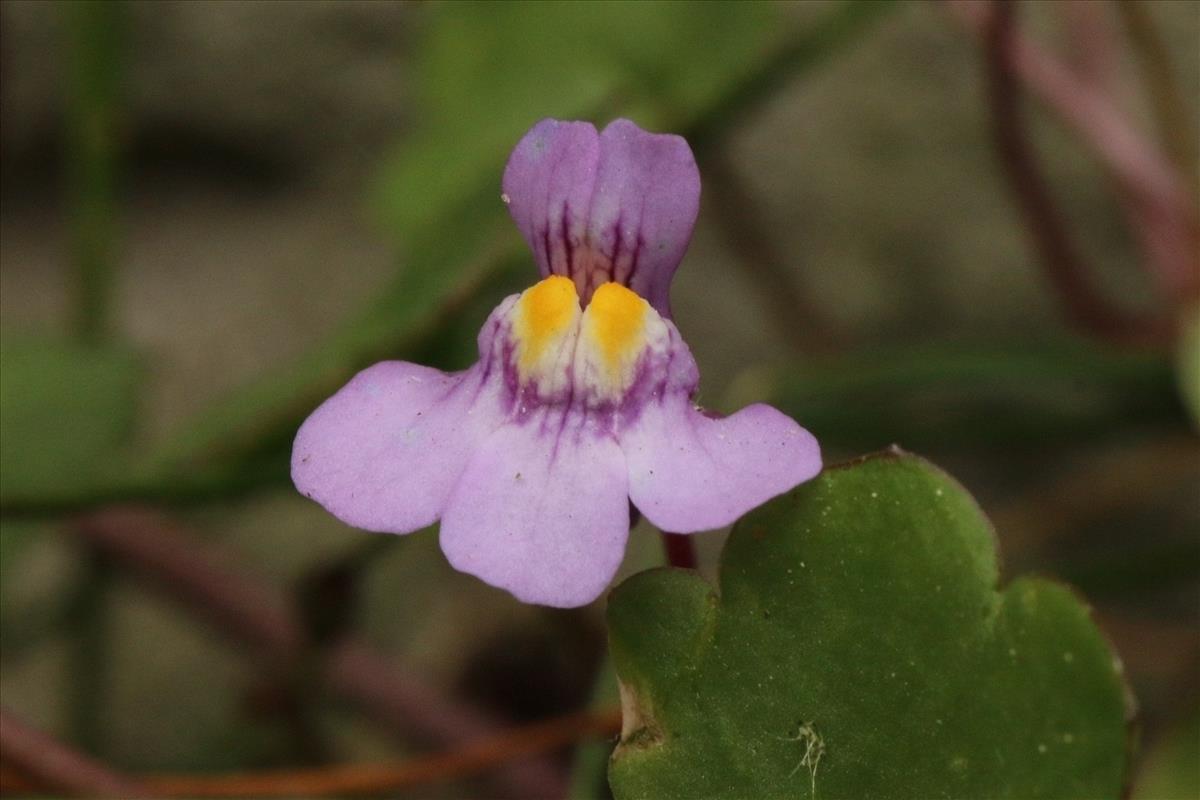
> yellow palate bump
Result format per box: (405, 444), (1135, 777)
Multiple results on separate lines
(516, 275), (579, 369)
(588, 282), (647, 366)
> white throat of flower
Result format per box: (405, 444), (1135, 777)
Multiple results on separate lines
(507, 275), (672, 406)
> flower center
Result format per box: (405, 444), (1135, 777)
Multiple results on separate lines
(505, 276), (669, 408)
(582, 282), (648, 379)
(514, 275), (579, 375)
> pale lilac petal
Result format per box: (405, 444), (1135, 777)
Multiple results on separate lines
(590, 119), (700, 316)
(439, 415), (629, 607)
(622, 399), (821, 533)
(502, 118), (700, 316)
(292, 361), (504, 534)
(502, 119), (601, 281)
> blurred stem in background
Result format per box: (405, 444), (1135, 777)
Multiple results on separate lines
(61, 508), (566, 798)
(755, 341), (1183, 453)
(685, 0), (894, 154)
(950, 0), (1200, 339)
(701, 149), (840, 354)
(66, 0), (122, 346)
(62, 0), (125, 755)
(0, 340), (1182, 520)
(1116, 0), (1199, 194)
(0, 710), (144, 796)
(688, 0), (895, 355)
(983, 0), (1170, 347)
(63, 546), (111, 756)
(272, 535), (405, 763)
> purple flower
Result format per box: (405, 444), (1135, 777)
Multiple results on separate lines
(502, 118), (700, 318)
(292, 118), (821, 608)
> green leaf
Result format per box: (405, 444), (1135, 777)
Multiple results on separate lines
(608, 452), (1131, 799)
(0, 338), (140, 505)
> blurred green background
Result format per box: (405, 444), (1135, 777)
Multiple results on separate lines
(0, 1), (1196, 797)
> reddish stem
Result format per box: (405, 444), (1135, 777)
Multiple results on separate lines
(0, 708), (145, 797)
(0, 709), (622, 798)
(69, 507), (564, 799)
(947, 0), (1200, 310)
(982, 0), (1171, 346)
(661, 532), (698, 570)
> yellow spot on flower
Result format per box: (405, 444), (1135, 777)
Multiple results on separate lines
(515, 275), (579, 373)
(585, 282), (648, 372)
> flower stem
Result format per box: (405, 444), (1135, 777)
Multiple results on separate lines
(63, 0), (124, 756)
(1116, 0), (1199, 194)
(661, 533), (698, 570)
(982, 0), (1171, 346)
(69, 508), (566, 798)
(65, 0), (122, 345)
(66, 547), (111, 756)
(0, 709), (144, 796)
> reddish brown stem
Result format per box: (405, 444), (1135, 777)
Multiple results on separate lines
(1116, 0), (1199, 185)
(948, 0), (1200, 312)
(1, 709), (621, 799)
(69, 508), (564, 799)
(982, 0), (1171, 346)
(661, 532), (698, 570)
(0, 708), (144, 797)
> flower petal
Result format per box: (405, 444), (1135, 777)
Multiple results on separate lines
(622, 399), (821, 533)
(439, 414), (630, 607)
(502, 118), (600, 281)
(292, 361), (504, 534)
(589, 119), (701, 317)
(502, 118), (700, 316)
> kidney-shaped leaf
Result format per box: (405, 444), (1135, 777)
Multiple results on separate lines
(608, 451), (1131, 799)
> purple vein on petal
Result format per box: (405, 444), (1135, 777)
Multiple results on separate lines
(503, 118), (699, 317)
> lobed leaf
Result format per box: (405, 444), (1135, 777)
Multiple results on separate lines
(608, 451), (1131, 799)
